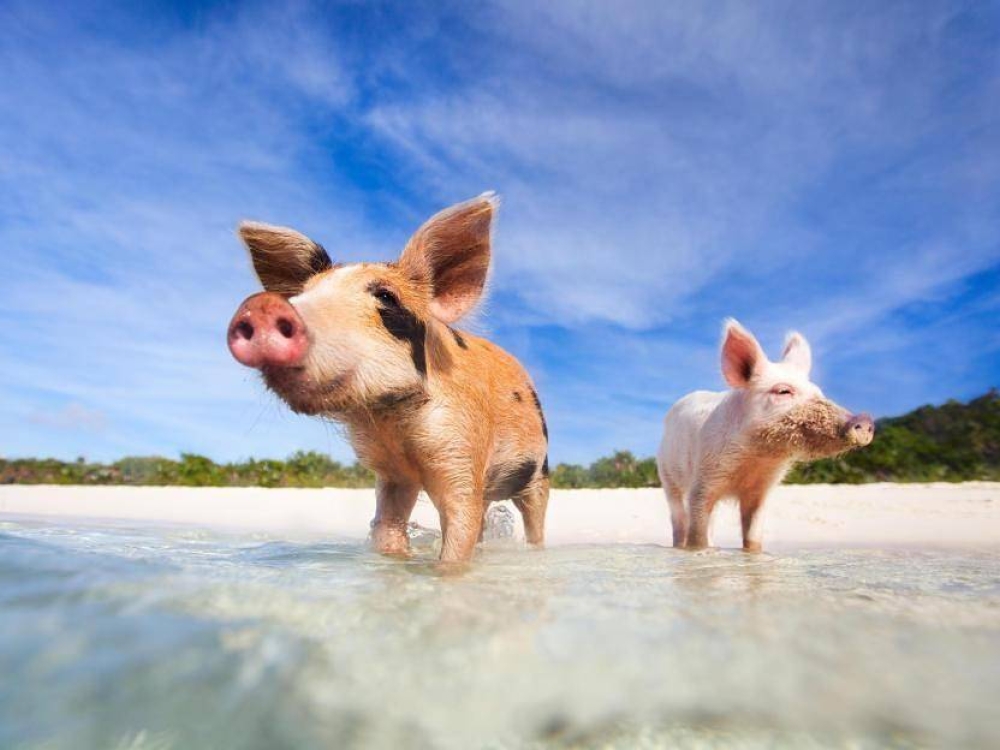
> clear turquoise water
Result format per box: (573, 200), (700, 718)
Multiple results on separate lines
(1, 518), (998, 749)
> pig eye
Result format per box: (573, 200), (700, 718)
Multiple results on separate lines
(371, 286), (399, 308)
(772, 385), (795, 396)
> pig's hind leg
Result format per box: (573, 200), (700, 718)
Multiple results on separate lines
(512, 475), (549, 547)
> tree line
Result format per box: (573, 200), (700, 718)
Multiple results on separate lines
(3, 391), (996, 488)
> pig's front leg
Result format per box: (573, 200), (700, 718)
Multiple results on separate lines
(684, 482), (718, 549)
(662, 480), (687, 548)
(371, 478), (419, 556)
(439, 496), (486, 564)
(739, 492), (767, 553)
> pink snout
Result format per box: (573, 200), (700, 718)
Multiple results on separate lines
(227, 292), (308, 368)
(845, 413), (875, 446)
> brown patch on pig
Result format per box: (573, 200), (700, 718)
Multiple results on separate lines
(749, 399), (854, 460)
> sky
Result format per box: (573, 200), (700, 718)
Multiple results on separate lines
(1, 0), (998, 466)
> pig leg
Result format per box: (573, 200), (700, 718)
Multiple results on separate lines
(512, 476), (549, 547)
(684, 482), (718, 549)
(371, 478), (419, 556)
(739, 493), (767, 553)
(439, 497), (486, 563)
(663, 480), (687, 548)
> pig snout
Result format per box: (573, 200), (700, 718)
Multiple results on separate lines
(227, 292), (308, 369)
(844, 413), (875, 447)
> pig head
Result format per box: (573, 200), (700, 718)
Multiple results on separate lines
(718, 319), (875, 460)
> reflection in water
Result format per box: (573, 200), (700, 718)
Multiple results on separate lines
(0, 519), (998, 749)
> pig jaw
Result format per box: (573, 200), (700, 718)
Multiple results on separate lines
(260, 343), (426, 418)
(261, 365), (361, 416)
(748, 398), (866, 461)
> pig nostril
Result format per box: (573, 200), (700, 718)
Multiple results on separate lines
(276, 318), (295, 339)
(235, 321), (254, 340)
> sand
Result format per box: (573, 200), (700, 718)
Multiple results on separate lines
(2, 482), (999, 550)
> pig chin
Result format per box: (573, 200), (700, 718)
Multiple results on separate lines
(262, 365), (357, 416)
(750, 400), (856, 460)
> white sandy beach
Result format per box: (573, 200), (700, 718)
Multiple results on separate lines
(2, 482), (999, 550)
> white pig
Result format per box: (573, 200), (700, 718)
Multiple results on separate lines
(657, 319), (874, 552)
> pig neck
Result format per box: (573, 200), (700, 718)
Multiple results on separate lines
(713, 390), (794, 489)
(340, 325), (460, 481)
(341, 395), (427, 484)
(342, 381), (430, 432)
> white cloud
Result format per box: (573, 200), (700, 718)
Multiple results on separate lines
(0, 2), (375, 462)
(363, 1), (999, 337)
(0, 0), (996, 463)
(28, 403), (108, 432)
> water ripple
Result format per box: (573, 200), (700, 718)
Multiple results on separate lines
(1, 519), (998, 749)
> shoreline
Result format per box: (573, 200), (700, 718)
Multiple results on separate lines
(2, 482), (999, 551)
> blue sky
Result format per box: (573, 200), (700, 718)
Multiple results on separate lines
(1, 0), (998, 465)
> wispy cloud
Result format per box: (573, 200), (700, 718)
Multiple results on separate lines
(1, 0), (997, 464)
(0, 1), (373, 461)
(367, 2), (999, 330)
(28, 403), (108, 433)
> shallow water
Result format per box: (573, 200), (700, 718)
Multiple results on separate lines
(1, 518), (998, 750)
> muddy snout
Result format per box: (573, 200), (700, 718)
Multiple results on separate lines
(227, 292), (308, 369)
(843, 413), (875, 447)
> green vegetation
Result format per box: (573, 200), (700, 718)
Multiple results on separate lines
(550, 451), (659, 489)
(0, 451), (374, 488)
(3, 391), (997, 488)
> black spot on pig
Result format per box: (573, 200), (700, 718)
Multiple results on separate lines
(372, 387), (429, 412)
(513, 391), (523, 402)
(450, 327), (468, 350)
(375, 294), (427, 376)
(529, 386), (548, 441)
(486, 459), (537, 502)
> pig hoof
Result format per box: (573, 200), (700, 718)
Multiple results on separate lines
(373, 542), (410, 557)
(369, 527), (411, 556)
(383, 547), (411, 557)
(433, 559), (474, 577)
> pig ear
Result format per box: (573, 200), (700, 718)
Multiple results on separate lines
(721, 318), (766, 388)
(398, 193), (496, 324)
(782, 331), (812, 375)
(238, 221), (333, 296)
